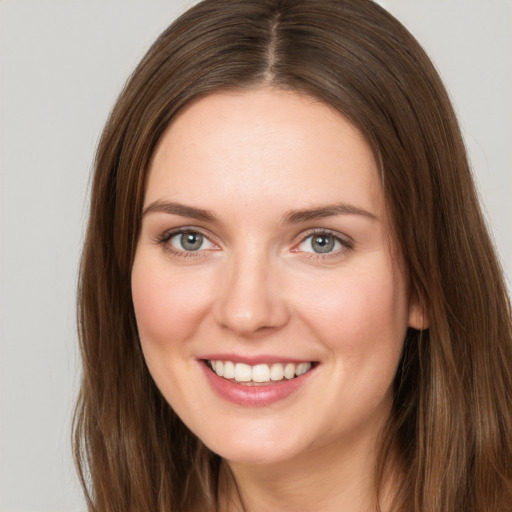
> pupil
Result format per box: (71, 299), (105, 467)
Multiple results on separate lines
(312, 235), (334, 253)
(181, 232), (203, 251)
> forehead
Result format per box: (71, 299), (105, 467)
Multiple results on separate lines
(146, 88), (383, 217)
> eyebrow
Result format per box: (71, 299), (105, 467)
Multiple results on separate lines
(142, 200), (216, 222)
(281, 204), (378, 224)
(142, 200), (378, 224)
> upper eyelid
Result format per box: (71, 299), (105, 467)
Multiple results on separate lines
(295, 228), (354, 245)
(291, 230), (355, 258)
(157, 227), (220, 258)
(159, 226), (215, 241)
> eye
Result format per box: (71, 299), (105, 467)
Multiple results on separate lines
(168, 230), (214, 252)
(297, 233), (344, 254)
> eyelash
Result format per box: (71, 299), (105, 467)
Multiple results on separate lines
(292, 229), (354, 260)
(156, 227), (218, 259)
(156, 227), (354, 260)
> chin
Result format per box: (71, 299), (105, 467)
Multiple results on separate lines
(198, 422), (311, 466)
(212, 442), (297, 466)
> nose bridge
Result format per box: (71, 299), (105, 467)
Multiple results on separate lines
(214, 243), (289, 335)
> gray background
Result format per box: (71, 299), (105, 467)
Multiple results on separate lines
(0, 1), (510, 510)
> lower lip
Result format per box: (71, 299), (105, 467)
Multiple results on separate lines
(200, 361), (315, 406)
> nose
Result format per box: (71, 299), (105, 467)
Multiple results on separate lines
(213, 251), (290, 337)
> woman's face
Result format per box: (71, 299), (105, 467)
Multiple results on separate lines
(132, 88), (422, 465)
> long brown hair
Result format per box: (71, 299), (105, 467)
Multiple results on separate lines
(74, 1), (512, 510)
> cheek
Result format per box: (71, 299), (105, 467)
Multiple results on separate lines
(294, 264), (409, 358)
(131, 257), (212, 347)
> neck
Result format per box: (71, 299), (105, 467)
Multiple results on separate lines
(217, 424), (399, 512)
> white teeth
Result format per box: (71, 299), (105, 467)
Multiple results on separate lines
(223, 360), (235, 379)
(270, 363), (284, 381)
(214, 361), (224, 377)
(209, 360), (313, 383)
(284, 363), (295, 379)
(252, 364), (270, 383)
(234, 363), (252, 382)
(296, 362), (311, 376)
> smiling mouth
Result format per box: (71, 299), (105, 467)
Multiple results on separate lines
(206, 360), (316, 386)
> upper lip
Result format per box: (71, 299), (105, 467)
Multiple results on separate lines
(198, 353), (317, 365)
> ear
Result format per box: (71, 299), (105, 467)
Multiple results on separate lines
(408, 295), (429, 330)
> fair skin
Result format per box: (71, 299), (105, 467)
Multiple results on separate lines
(131, 88), (423, 511)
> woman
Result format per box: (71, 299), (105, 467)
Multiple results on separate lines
(73, 0), (512, 510)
